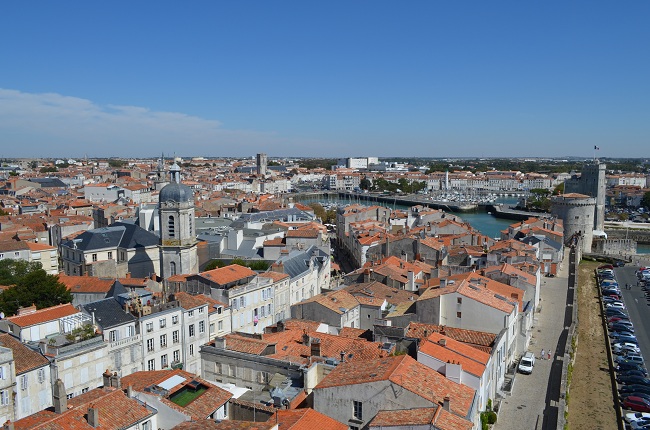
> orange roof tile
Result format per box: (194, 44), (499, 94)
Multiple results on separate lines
(199, 264), (257, 285)
(7, 303), (79, 327)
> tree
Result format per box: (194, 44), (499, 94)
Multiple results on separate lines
(359, 177), (372, 190)
(553, 182), (564, 195)
(642, 191), (650, 209)
(203, 259), (226, 271)
(0, 259), (72, 316)
(108, 159), (126, 168)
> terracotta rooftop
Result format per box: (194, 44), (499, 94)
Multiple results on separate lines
(58, 275), (114, 294)
(122, 369), (232, 421)
(7, 303), (79, 327)
(0, 333), (49, 374)
(419, 333), (490, 377)
(369, 406), (473, 430)
(272, 408), (348, 430)
(199, 264), (257, 285)
(314, 355), (476, 418)
(405, 322), (496, 354)
(14, 387), (155, 430)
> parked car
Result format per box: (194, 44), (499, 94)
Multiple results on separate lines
(599, 264), (615, 270)
(518, 352), (535, 374)
(618, 356), (646, 367)
(620, 385), (650, 397)
(613, 342), (641, 353)
(617, 364), (648, 376)
(618, 375), (650, 386)
(624, 411), (650, 423)
(607, 302), (626, 310)
(623, 396), (650, 412)
(609, 316), (630, 324)
(615, 336), (640, 345)
(610, 330), (636, 340)
(623, 393), (650, 404)
(611, 323), (635, 333)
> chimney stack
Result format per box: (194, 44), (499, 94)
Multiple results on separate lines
(311, 338), (321, 357)
(53, 379), (67, 414)
(110, 372), (121, 389)
(340, 351), (346, 362)
(127, 385), (133, 398)
(3, 421), (14, 430)
(87, 405), (99, 427)
(102, 369), (111, 387)
(302, 330), (310, 346)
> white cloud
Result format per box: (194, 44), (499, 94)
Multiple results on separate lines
(0, 88), (316, 157)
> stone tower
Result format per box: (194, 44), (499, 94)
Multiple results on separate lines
(158, 163), (198, 279)
(564, 161), (606, 231)
(256, 153), (268, 176)
(551, 193), (596, 254)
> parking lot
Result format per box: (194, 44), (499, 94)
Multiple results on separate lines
(600, 265), (650, 428)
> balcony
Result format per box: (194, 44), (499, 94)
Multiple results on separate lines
(109, 334), (141, 350)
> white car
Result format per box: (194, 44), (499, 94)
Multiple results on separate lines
(606, 302), (626, 310)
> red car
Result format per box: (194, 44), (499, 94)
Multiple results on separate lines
(623, 396), (650, 412)
(599, 264), (614, 270)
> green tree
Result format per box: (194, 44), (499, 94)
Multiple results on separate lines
(553, 182), (564, 195)
(40, 166), (58, 173)
(0, 260), (72, 316)
(642, 191), (650, 209)
(108, 159), (126, 168)
(359, 177), (372, 190)
(308, 203), (327, 221)
(203, 259), (226, 271)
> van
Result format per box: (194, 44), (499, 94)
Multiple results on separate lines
(518, 352), (535, 374)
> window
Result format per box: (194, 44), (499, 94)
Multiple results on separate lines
(170, 262), (176, 276)
(38, 368), (46, 383)
(146, 322), (154, 333)
(108, 251), (113, 259)
(217, 306), (222, 314)
(0, 390), (8, 405)
(66, 393), (74, 400)
(160, 334), (167, 348)
(82, 387), (89, 394)
(199, 321), (205, 334)
(21, 374), (28, 391)
(210, 323), (215, 334)
(353, 401), (363, 420)
(198, 307), (204, 314)
(218, 321), (223, 331)
(239, 297), (245, 308)
(189, 344), (194, 356)
(161, 354), (168, 368)
(92, 253), (97, 262)
(173, 350), (180, 362)
(457, 297), (462, 304)
(142, 420), (151, 430)
(172, 315), (179, 325)
(0, 365), (4, 380)
(147, 359), (155, 371)
(168, 215), (175, 237)
(457, 312), (462, 318)
(109, 330), (117, 342)
(147, 338), (154, 352)
(173, 330), (179, 344)
(128, 326), (135, 337)
(189, 324), (195, 337)
(188, 310), (194, 317)
(159, 318), (166, 328)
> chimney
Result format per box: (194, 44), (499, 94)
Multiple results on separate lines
(110, 372), (121, 389)
(311, 338), (321, 357)
(127, 385), (133, 398)
(277, 321), (285, 332)
(87, 405), (99, 427)
(102, 369), (111, 387)
(423, 329), (428, 338)
(442, 396), (450, 411)
(439, 338), (447, 347)
(302, 330), (310, 346)
(340, 351), (346, 362)
(3, 421), (14, 430)
(53, 379), (67, 414)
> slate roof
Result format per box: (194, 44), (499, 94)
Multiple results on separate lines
(28, 177), (67, 188)
(61, 221), (158, 251)
(82, 298), (136, 330)
(0, 333), (49, 374)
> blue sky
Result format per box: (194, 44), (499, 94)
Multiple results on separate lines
(1, 1), (648, 159)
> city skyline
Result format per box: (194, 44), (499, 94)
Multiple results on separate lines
(1, 1), (649, 158)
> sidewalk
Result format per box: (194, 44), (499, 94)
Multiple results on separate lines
(496, 249), (571, 430)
